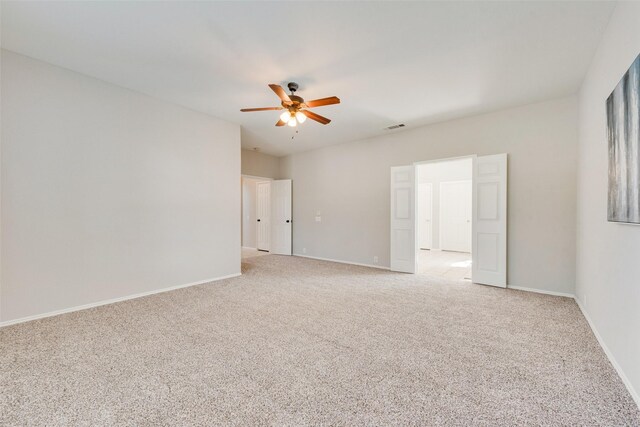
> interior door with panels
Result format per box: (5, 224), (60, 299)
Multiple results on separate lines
(256, 181), (271, 251)
(270, 179), (292, 255)
(472, 154), (507, 287)
(390, 166), (416, 273)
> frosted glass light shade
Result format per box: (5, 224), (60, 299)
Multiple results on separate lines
(279, 111), (291, 123)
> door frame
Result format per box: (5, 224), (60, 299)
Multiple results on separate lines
(241, 174), (272, 251)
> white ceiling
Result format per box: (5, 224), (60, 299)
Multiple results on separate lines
(1, 1), (615, 156)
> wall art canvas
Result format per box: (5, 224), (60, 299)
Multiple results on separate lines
(607, 53), (640, 224)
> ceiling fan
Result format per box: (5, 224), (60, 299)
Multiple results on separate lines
(240, 82), (340, 127)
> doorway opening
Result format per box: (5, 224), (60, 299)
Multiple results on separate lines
(241, 175), (293, 260)
(416, 158), (472, 280)
(390, 154), (507, 288)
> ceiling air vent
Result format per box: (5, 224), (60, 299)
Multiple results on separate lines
(385, 123), (405, 130)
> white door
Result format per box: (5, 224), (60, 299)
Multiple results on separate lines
(390, 166), (416, 273)
(270, 179), (292, 255)
(439, 180), (472, 252)
(418, 183), (433, 249)
(256, 181), (270, 251)
(472, 154), (507, 287)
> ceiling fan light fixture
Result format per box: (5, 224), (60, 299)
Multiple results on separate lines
(279, 111), (291, 123)
(241, 83), (339, 128)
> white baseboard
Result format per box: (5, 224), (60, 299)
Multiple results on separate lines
(574, 298), (640, 408)
(508, 285), (575, 298)
(294, 254), (390, 270)
(242, 246), (257, 250)
(0, 272), (241, 328)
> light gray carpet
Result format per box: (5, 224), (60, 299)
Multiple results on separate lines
(1, 255), (639, 426)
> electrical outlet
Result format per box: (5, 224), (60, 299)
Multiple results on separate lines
(302, 247), (307, 254)
(373, 256), (379, 264)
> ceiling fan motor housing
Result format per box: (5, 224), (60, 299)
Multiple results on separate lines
(280, 83), (303, 111)
(288, 95), (304, 105)
(287, 82), (299, 93)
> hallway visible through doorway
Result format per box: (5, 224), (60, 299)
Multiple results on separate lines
(418, 250), (471, 280)
(416, 157), (472, 280)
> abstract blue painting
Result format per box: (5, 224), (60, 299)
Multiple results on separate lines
(607, 54), (640, 224)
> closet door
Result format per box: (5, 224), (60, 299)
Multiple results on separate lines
(418, 183), (433, 250)
(270, 180), (292, 255)
(256, 181), (270, 251)
(439, 180), (472, 253)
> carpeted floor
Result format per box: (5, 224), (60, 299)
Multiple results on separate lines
(1, 255), (639, 426)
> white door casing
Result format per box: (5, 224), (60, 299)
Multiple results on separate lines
(472, 154), (507, 287)
(439, 180), (472, 253)
(256, 181), (270, 251)
(390, 166), (416, 273)
(270, 179), (292, 255)
(418, 183), (433, 250)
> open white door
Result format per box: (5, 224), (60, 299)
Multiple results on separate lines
(256, 181), (271, 251)
(270, 179), (292, 255)
(472, 154), (507, 287)
(390, 166), (416, 273)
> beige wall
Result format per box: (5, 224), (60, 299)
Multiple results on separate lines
(576, 2), (640, 403)
(241, 149), (280, 179)
(1, 51), (241, 322)
(281, 96), (578, 295)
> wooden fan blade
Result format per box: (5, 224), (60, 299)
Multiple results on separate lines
(240, 107), (282, 112)
(275, 119), (286, 127)
(302, 110), (331, 125)
(269, 84), (292, 103)
(305, 96), (340, 108)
